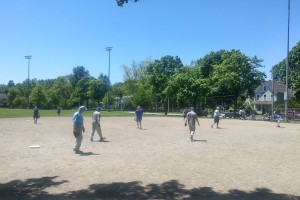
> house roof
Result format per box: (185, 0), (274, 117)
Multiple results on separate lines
(255, 80), (294, 97)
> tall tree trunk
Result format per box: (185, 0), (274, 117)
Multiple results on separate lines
(234, 91), (237, 118)
(164, 101), (168, 115)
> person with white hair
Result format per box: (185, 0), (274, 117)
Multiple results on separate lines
(211, 106), (220, 128)
(90, 107), (105, 142)
(72, 106), (86, 154)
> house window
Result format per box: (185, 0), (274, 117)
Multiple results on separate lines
(264, 94), (266, 100)
(264, 85), (266, 91)
(256, 94), (259, 100)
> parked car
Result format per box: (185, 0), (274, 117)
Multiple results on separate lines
(222, 111), (234, 118)
(285, 111), (300, 120)
(195, 109), (208, 117)
(220, 111), (234, 118)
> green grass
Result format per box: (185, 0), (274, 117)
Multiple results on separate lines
(0, 108), (135, 118)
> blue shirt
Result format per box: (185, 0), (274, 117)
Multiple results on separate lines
(135, 109), (143, 119)
(72, 111), (84, 128)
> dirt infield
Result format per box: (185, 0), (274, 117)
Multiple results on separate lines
(0, 116), (299, 200)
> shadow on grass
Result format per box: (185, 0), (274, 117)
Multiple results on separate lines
(0, 176), (299, 200)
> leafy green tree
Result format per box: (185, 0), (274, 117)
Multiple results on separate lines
(166, 67), (210, 108)
(88, 78), (106, 106)
(69, 66), (90, 87)
(211, 50), (265, 116)
(196, 50), (225, 78)
(133, 82), (152, 109)
(121, 59), (151, 96)
(111, 82), (125, 99)
(147, 55), (184, 114)
(102, 92), (116, 109)
(98, 73), (110, 92)
(13, 95), (26, 108)
(117, 0), (139, 7)
(29, 85), (47, 108)
(0, 84), (8, 94)
(48, 76), (73, 108)
(272, 40), (300, 99)
(73, 77), (91, 107)
(7, 80), (15, 88)
(7, 87), (24, 108)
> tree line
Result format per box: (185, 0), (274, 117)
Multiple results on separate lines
(1, 43), (300, 112)
(0, 49), (270, 113)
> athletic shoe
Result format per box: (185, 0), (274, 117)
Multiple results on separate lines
(90, 138), (93, 142)
(190, 136), (193, 142)
(74, 150), (83, 154)
(211, 125), (213, 128)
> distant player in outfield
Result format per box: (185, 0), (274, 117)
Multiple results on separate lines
(90, 107), (105, 142)
(57, 106), (62, 116)
(211, 107), (220, 128)
(33, 106), (39, 124)
(72, 106), (86, 154)
(135, 106), (143, 129)
(273, 110), (282, 127)
(185, 107), (200, 142)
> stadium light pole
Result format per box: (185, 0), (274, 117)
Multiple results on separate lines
(25, 55), (32, 108)
(105, 47), (112, 111)
(285, 0), (290, 123)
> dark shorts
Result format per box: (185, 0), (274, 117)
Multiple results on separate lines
(214, 116), (219, 123)
(136, 117), (142, 122)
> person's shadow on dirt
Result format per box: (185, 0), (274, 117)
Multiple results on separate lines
(193, 139), (207, 142)
(98, 140), (111, 143)
(79, 152), (100, 156)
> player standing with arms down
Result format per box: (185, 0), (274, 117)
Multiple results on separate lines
(72, 106), (86, 154)
(135, 106), (143, 129)
(185, 107), (200, 142)
(90, 107), (106, 141)
(211, 107), (220, 128)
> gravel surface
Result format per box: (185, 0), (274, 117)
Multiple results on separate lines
(0, 116), (299, 200)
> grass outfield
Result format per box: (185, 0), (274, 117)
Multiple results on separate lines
(0, 108), (136, 118)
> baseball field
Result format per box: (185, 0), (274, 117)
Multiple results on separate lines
(0, 116), (299, 200)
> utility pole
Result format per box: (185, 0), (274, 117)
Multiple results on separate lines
(25, 55), (32, 108)
(105, 47), (112, 111)
(285, 0), (290, 122)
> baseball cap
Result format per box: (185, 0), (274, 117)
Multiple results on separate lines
(97, 107), (102, 111)
(79, 106), (86, 110)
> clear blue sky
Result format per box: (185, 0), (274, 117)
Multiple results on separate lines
(1, 0), (299, 85)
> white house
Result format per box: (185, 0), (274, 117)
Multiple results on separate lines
(253, 80), (294, 114)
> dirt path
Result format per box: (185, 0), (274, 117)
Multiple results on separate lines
(0, 116), (299, 199)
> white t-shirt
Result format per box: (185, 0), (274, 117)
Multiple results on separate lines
(214, 109), (220, 117)
(92, 111), (101, 124)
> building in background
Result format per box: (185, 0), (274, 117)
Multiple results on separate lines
(253, 80), (294, 114)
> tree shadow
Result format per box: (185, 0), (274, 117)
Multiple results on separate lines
(0, 177), (299, 200)
(0, 176), (68, 200)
